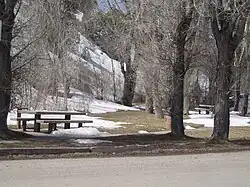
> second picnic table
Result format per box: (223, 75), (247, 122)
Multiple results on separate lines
(17, 110), (89, 132)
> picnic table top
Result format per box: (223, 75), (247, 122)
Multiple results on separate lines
(36, 120), (93, 123)
(18, 110), (86, 115)
(199, 104), (214, 108)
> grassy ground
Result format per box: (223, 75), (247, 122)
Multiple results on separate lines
(3, 111), (250, 150)
(0, 140), (70, 148)
(95, 111), (250, 140)
(186, 127), (250, 140)
(94, 111), (191, 134)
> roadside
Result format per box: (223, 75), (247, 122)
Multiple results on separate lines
(1, 132), (250, 160)
(2, 110), (250, 160)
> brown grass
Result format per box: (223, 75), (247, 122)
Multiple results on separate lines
(186, 126), (250, 140)
(94, 111), (171, 133)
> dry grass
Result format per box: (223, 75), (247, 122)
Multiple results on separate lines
(95, 111), (169, 133)
(0, 138), (72, 148)
(95, 111), (191, 134)
(186, 126), (250, 140)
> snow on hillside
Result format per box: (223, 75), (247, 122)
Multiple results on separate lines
(89, 100), (138, 114)
(78, 34), (123, 78)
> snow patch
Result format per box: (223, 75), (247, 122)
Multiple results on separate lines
(74, 139), (112, 144)
(75, 11), (83, 22)
(185, 125), (196, 130)
(115, 122), (133, 125)
(138, 130), (149, 134)
(52, 127), (102, 137)
(89, 100), (139, 114)
(184, 112), (250, 128)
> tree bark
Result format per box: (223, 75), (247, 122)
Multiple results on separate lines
(233, 68), (241, 111)
(210, 2), (249, 140)
(152, 75), (164, 118)
(241, 93), (248, 116)
(145, 86), (153, 114)
(121, 60), (137, 107)
(241, 40), (250, 116)
(0, 0), (18, 131)
(183, 95), (189, 115)
(171, 50), (185, 136)
(0, 42), (11, 130)
(212, 42), (233, 140)
(171, 1), (194, 137)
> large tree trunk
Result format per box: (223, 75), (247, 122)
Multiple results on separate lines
(0, 42), (11, 130)
(233, 68), (241, 111)
(241, 42), (250, 116)
(212, 42), (234, 140)
(171, 1), (194, 137)
(241, 93), (248, 116)
(145, 86), (153, 114)
(0, 0), (18, 131)
(121, 60), (137, 107)
(171, 50), (185, 137)
(210, 2), (249, 140)
(183, 95), (189, 115)
(152, 74), (164, 118)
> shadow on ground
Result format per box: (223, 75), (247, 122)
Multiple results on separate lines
(1, 131), (250, 160)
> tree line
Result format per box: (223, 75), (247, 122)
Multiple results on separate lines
(0, 0), (250, 141)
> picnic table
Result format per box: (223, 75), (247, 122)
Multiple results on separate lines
(195, 104), (214, 115)
(15, 110), (91, 133)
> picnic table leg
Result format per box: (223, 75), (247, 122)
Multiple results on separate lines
(206, 111), (209, 114)
(54, 123), (57, 131)
(48, 123), (56, 134)
(22, 120), (27, 131)
(34, 114), (41, 132)
(65, 114), (70, 129)
(78, 123), (83, 128)
(17, 110), (21, 129)
(199, 110), (201, 114)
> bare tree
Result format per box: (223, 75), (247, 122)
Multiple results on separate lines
(170, 0), (195, 137)
(210, 0), (250, 140)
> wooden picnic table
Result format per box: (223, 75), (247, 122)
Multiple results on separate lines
(17, 110), (86, 132)
(195, 104), (214, 118)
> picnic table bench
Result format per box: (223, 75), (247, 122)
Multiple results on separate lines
(195, 104), (214, 115)
(36, 120), (93, 133)
(14, 110), (92, 133)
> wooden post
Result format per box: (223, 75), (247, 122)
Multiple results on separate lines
(78, 123), (83, 128)
(34, 114), (41, 132)
(22, 120), (27, 131)
(64, 114), (70, 129)
(53, 123), (57, 131)
(48, 123), (55, 134)
(17, 110), (21, 129)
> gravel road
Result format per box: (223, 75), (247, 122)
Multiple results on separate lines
(1, 151), (250, 187)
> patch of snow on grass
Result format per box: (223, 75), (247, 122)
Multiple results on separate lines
(74, 139), (112, 144)
(89, 100), (139, 114)
(138, 130), (149, 134)
(52, 127), (102, 137)
(115, 122), (133, 125)
(184, 112), (250, 127)
(185, 125), (196, 130)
